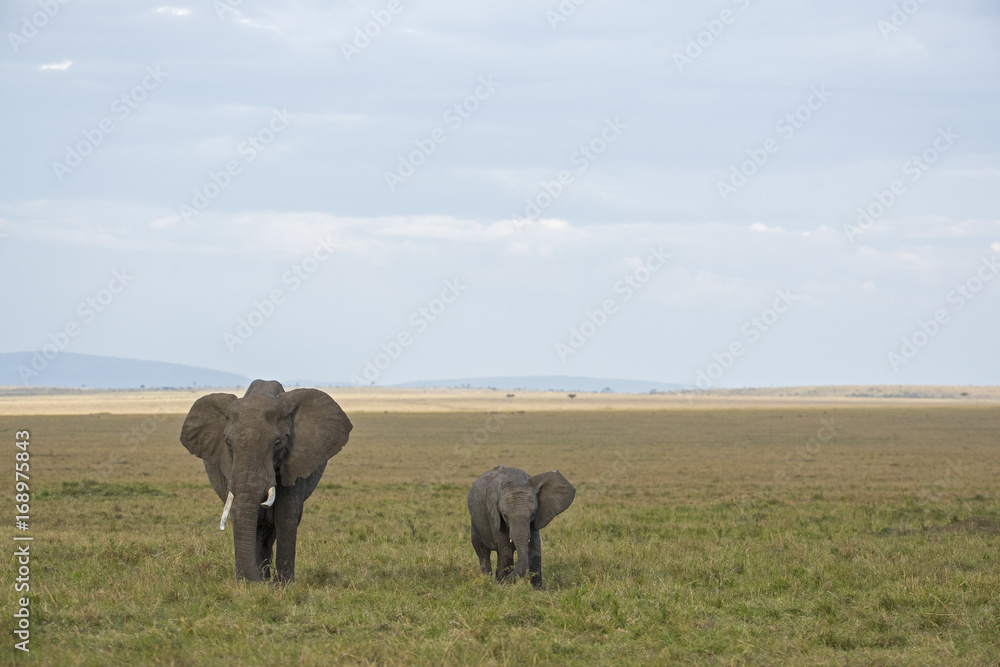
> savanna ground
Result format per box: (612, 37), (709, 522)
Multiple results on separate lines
(1, 395), (999, 665)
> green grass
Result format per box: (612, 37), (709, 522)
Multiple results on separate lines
(1, 407), (998, 664)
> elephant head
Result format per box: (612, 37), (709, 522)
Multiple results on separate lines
(180, 379), (352, 580)
(471, 465), (575, 586)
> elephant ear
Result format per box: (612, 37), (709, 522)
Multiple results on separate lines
(530, 470), (576, 530)
(279, 388), (353, 485)
(486, 475), (505, 533)
(180, 393), (237, 462)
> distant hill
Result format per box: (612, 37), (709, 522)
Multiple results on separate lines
(391, 376), (684, 394)
(0, 352), (250, 389)
(0, 352), (684, 394)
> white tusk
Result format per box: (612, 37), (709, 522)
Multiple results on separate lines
(261, 486), (276, 508)
(220, 492), (234, 531)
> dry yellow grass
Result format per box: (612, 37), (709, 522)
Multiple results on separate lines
(1, 384), (998, 416)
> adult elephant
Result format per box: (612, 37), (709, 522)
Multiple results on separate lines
(180, 379), (352, 582)
(467, 465), (575, 588)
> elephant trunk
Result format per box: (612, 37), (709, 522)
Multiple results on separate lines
(232, 494), (263, 581)
(509, 521), (531, 581)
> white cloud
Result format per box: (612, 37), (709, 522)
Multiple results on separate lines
(896, 250), (927, 267)
(39, 60), (72, 71)
(149, 216), (180, 230)
(905, 218), (1000, 239)
(374, 215), (487, 240)
(749, 222), (784, 234)
(236, 15), (281, 35)
(156, 7), (191, 17)
(297, 112), (368, 125)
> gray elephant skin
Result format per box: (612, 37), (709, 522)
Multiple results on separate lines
(467, 465), (576, 588)
(180, 380), (352, 582)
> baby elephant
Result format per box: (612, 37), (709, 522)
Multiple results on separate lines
(467, 465), (575, 588)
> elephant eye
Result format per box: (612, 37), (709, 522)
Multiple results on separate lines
(273, 440), (282, 450)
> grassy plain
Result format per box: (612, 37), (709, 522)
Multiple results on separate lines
(1, 400), (998, 665)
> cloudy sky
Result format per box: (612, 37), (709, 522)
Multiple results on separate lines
(2, 0), (998, 388)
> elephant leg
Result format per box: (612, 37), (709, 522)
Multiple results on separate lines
(529, 527), (542, 589)
(274, 500), (303, 583)
(257, 523), (276, 580)
(495, 537), (515, 582)
(471, 524), (492, 575)
(275, 523), (298, 582)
